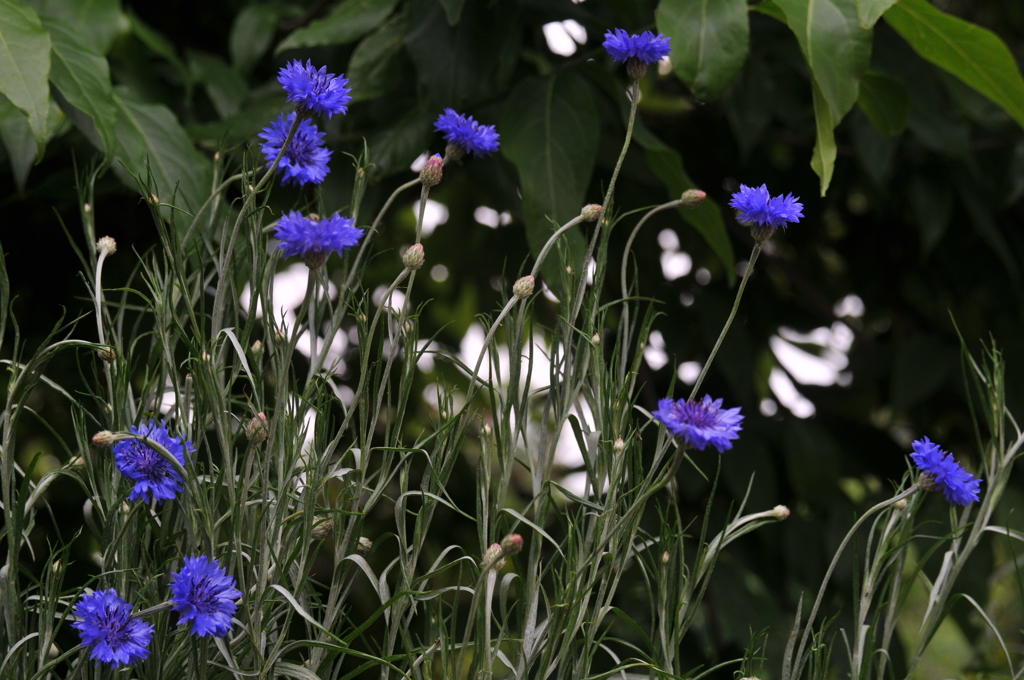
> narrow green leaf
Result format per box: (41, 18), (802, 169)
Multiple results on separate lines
(348, 16), (407, 103)
(275, 0), (399, 53)
(0, 0), (51, 156)
(30, 0), (125, 54)
(855, 0), (897, 28)
(43, 17), (116, 156)
(501, 72), (598, 299)
(810, 78), (837, 196)
(774, 0), (872, 120)
(111, 90), (212, 216)
(0, 94), (35, 189)
(656, 0), (750, 101)
(883, 0), (1024, 130)
(857, 69), (908, 136)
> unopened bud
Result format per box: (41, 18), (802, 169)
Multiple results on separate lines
(613, 438), (626, 454)
(591, 333), (601, 346)
(200, 351), (211, 362)
(92, 430), (116, 447)
(404, 319), (414, 334)
(482, 423), (492, 437)
(250, 339), (263, 356)
(420, 154), (443, 187)
(121, 501), (131, 515)
(311, 517), (333, 540)
(403, 243), (425, 270)
(679, 189), (706, 209)
(513, 275), (535, 300)
(95, 236), (117, 256)
(149, 193), (159, 205)
(482, 543), (506, 570)
(355, 312), (367, 324)
(580, 204), (602, 222)
(895, 498), (908, 510)
(83, 203), (92, 214)
(444, 142), (466, 163)
(500, 533), (523, 556)
(96, 346), (116, 362)
(662, 551), (670, 565)
(772, 505), (791, 520)
(244, 412), (269, 445)
(52, 560), (61, 574)
(357, 537), (373, 554)
(214, 151), (221, 162)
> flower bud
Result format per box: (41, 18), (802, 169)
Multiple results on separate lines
(303, 251), (329, 270)
(69, 456), (86, 469)
(420, 154), (444, 187)
(149, 193), (160, 206)
(95, 236), (117, 256)
(772, 505), (791, 520)
(83, 203), (92, 214)
(52, 560), (61, 574)
(512, 275), (535, 300)
(357, 537), (373, 554)
(250, 339), (263, 356)
(591, 333), (601, 346)
(662, 551), (670, 565)
(500, 533), (523, 556)
(613, 438), (626, 454)
(403, 243), (425, 270)
(626, 57), (648, 81)
(311, 516), (333, 540)
(895, 498), (908, 510)
(96, 346), (116, 362)
(244, 412), (269, 445)
(482, 543), (506, 570)
(679, 189), (706, 209)
(580, 204), (602, 222)
(482, 423), (492, 437)
(92, 430), (116, 447)
(444, 142), (466, 163)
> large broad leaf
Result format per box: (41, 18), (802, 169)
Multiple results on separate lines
(366, 107), (431, 177)
(0, 94), (35, 189)
(348, 16), (408, 103)
(189, 50), (247, 119)
(855, 0), (897, 28)
(883, 0), (1024, 130)
(502, 73), (598, 299)
(0, 0), (51, 156)
(275, 0), (399, 53)
(437, 0), (466, 26)
(857, 69), (908, 136)
(230, 3), (291, 73)
(112, 90), (212, 217)
(656, 0), (749, 101)
(43, 17), (116, 156)
(28, 0), (125, 54)
(809, 78), (837, 196)
(774, 0), (872, 120)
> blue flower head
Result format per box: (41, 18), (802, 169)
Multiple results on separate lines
(910, 437), (982, 506)
(113, 420), (192, 504)
(275, 211), (364, 269)
(603, 28), (671, 64)
(170, 555), (242, 637)
(259, 112), (332, 186)
(278, 60), (352, 118)
(653, 395), (744, 453)
(434, 109), (500, 159)
(72, 588), (153, 666)
(729, 184), (803, 240)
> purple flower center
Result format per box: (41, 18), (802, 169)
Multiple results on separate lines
(674, 401), (718, 427)
(188, 577), (221, 613)
(126, 442), (167, 478)
(98, 607), (132, 648)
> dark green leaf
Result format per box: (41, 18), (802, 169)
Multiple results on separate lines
(656, 0), (749, 101)
(855, 0), (897, 29)
(28, 0), (125, 54)
(189, 94), (287, 150)
(0, 0), (51, 156)
(230, 3), (289, 73)
(0, 94), (36, 189)
(908, 175), (951, 255)
(112, 90), (212, 216)
(850, 107), (896, 186)
(883, 0), (1024, 130)
(189, 50), (248, 119)
(366, 107), (431, 177)
(43, 17), (116, 156)
(437, 0), (466, 26)
(890, 335), (953, 410)
(857, 70), (908, 136)
(723, 57), (773, 158)
(348, 16), (407, 103)
(809, 78), (836, 196)
(774, 0), (872, 120)
(127, 10), (190, 87)
(502, 73), (598, 298)
(751, 1), (787, 23)
(958, 185), (1018, 282)
(275, 0), (399, 53)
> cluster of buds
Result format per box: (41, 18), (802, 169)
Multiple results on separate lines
(481, 533), (524, 571)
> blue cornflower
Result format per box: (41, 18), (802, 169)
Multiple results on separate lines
(653, 395), (744, 453)
(169, 555), (242, 637)
(72, 589), (154, 666)
(259, 112), (332, 186)
(275, 211), (364, 268)
(910, 437), (982, 506)
(602, 28), (671, 64)
(434, 109), (500, 158)
(113, 420), (192, 504)
(729, 184), (804, 229)
(278, 59), (352, 118)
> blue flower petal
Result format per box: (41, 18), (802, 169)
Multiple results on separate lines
(653, 394), (744, 453)
(258, 112), (333, 187)
(278, 60), (352, 118)
(72, 589), (153, 666)
(909, 437), (982, 506)
(274, 211), (364, 264)
(729, 184), (804, 228)
(170, 556), (242, 638)
(602, 28), (671, 64)
(112, 420), (192, 504)
(434, 109), (500, 157)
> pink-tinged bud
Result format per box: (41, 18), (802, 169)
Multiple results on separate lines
(149, 193), (160, 206)
(580, 204), (602, 222)
(420, 154), (443, 187)
(403, 243), (425, 270)
(772, 505), (790, 520)
(250, 339), (263, 356)
(311, 516), (333, 540)
(92, 430), (116, 447)
(500, 533), (523, 555)
(482, 543), (506, 570)
(96, 346), (116, 362)
(357, 537), (373, 554)
(662, 551), (670, 564)
(613, 438), (626, 454)
(591, 333), (601, 346)
(95, 236), (117, 256)
(513, 275), (534, 300)
(244, 412), (269, 445)
(679, 189), (706, 209)
(69, 456), (85, 469)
